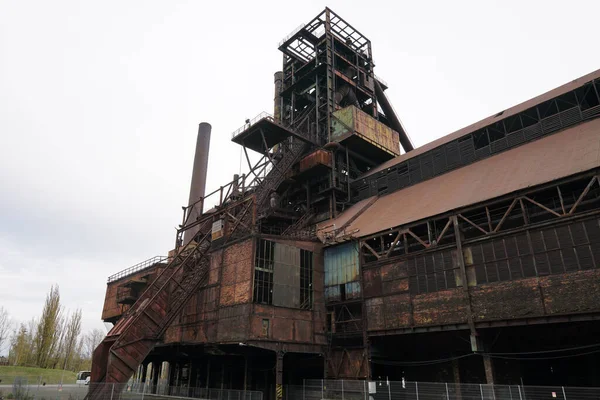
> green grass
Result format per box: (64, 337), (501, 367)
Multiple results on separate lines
(0, 366), (78, 385)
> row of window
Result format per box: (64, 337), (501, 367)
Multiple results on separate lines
(405, 218), (600, 295)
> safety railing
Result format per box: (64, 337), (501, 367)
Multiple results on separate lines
(279, 23), (307, 47)
(231, 112), (274, 139)
(0, 378), (263, 400)
(107, 256), (167, 283)
(288, 379), (600, 400)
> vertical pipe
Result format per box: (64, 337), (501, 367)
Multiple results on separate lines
(183, 122), (212, 244)
(446, 383), (449, 400)
(562, 386), (567, 400)
(274, 72), (283, 122)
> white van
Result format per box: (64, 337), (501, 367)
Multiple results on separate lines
(76, 371), (91, 385)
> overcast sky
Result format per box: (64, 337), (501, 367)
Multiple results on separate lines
(1, 0), (599, 352)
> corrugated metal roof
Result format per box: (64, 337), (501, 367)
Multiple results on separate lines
(361, 68), (600, 179)
(332, 118), (600, 239)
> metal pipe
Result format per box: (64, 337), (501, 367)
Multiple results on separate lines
(374, 80), (414, 152)
(274, 71), (283, 122)
(183, 122), (212, 244)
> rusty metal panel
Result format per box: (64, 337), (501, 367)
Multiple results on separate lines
(470, 279), (545, 321)
(272, 242), (301, 308)
(353, 106), (400, 156)
(540, 269), (600, 314)
(299, 149), (332, 172)
(412, 290), (468, 326)
(362, 68), (600, 180)
(337, 119), (600, 239)
(331, 106), (400, 156)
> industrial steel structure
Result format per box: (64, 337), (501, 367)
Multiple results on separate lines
(92, 8), (600, 400)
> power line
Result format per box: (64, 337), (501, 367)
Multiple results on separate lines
(371, 343), (600, 366)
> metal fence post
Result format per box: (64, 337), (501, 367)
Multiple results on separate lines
(321, 379), (324, 400)
(446, 383), (450, 400)
(304, 380), (306, 400)
(562, 386), (567, 400)
(110, 383), (115, 400)
(388, 380), (391, 400)
(479, 384), (483, 400)
(415, 382), (419, 400)
(517, 386), (523, 400)
(341, 380), (344, 400)
(142, 382), (147, 400)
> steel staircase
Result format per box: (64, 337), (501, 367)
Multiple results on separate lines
(89, 134), (310, 400)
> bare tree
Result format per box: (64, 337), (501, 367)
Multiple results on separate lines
(83, 328), (105, 359)
(34, 284), (63, 368)
(0, 306), (12, 354)
(61, 309), (82, 370)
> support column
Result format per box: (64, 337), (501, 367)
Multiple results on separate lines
(471, 335), (495, 384)
(141, 362), (149, 383)
(453, 359), (462, 400)
(206, 358), (211, 389)
(276, 351), (284, 400)
(152, 361), (160, 393)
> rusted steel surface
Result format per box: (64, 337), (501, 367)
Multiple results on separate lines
(217, 304), (252, 342)
(362, 68), (600, 179)
(327, 348), (369, 379)
(159, 237), (326, 348)
(334, 118), (600, 239)
(298, 149), (332, 172)
(331, 105), (400, 156)
(102, 266), (162, 322)
(220, 240), (253, 307)
(365, 254), (600, 333)
(251, 305), (314, 342)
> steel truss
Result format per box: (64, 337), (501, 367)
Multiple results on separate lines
(358, 171), (600, 264)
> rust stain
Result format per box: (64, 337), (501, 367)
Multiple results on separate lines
(334, 118), (600, 239)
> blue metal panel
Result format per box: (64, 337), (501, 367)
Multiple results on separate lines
(345, 281), (361, 299)
(324, 242), (359, 286)
(324, 286), (341, 302)
(324, 242), (361, 298)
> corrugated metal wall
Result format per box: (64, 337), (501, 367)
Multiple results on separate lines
(324, 242), (361, 301)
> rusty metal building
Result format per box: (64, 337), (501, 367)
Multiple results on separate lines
(91, 8), (600, 400)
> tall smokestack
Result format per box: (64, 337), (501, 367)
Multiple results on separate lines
(183, 122), (211, 244)
(274, 71), (283, 121)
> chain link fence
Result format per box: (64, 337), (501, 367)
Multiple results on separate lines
(0, 379), (262, 400)
(285, 379), (600, 400)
